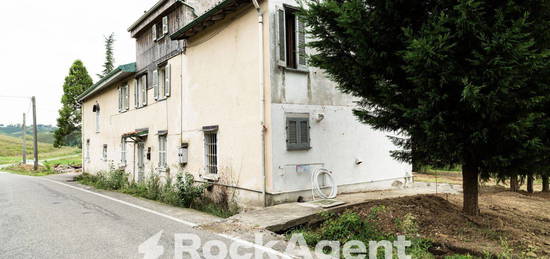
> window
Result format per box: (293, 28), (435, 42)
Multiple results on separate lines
(286, 114), (310, 150)
(153, 64), (171, 100)
(276, 6), (307, 70)
(203, 126), (218, 174)
(135, 74), (148, 108)
(85, 139), (90, 161)
(102, 144), (108, 160)
(120, 138), (126, 165)
(93, 104), (100, 133)
(158, 134), (167, 168)
(152, 16), (169, 41)
(118, 84), (129, 112)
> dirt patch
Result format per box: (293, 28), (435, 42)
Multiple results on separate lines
(344, 189), (550, 257)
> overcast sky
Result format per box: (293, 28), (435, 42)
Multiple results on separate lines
(0, 0), (156, 126)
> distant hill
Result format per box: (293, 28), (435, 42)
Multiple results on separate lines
(0, 134), (80, 164)
(0, 124), (56, 144)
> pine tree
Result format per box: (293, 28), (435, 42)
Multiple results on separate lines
(54, 60), (93, 147)
(299, 0), (550, 215)
(97, 33), (115, 79)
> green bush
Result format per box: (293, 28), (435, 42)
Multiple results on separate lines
(76, 171), (238, 218)
(176, 173), (206, 207)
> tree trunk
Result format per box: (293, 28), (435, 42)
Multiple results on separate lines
(527, 175), (534, 193)
(462, 163), (480, 216)
(543, 176), (549, 193)
(510, 176), (519, 192)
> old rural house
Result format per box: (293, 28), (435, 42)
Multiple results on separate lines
(78, 0), (412, 207)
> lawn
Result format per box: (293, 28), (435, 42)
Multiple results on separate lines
(0, 134), (80, 165)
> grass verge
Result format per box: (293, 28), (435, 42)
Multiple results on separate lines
(76, 170), (239, 218)
(2, 164), (57, 176)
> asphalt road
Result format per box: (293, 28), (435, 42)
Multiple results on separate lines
(0, 172), (285, 259)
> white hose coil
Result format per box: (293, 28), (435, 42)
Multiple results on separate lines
(311, 168), (337, 200)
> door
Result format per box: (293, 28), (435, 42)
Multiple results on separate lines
(137, 142), (145, 182)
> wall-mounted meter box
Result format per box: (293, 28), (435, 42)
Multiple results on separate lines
(178, 143), (188, 164)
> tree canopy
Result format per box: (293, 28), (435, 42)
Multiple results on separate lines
(54, 60), (93, 147)
(299, 0), (550, 214)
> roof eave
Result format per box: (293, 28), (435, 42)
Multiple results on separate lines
(170, 0), (253, 40)
(78, 63), (136, 103)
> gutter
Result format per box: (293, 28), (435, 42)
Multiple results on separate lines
(251, 0), (267, 207)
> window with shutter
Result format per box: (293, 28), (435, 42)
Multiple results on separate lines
(286, 114), (310, 150)
(277, 5), (308, 70)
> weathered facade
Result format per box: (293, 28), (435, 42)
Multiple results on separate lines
(79, 0), (412, 208)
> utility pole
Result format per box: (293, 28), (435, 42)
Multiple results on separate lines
(32, 96), (38, 171)
(22, 113), (26, 164)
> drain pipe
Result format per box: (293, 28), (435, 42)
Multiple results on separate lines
(251, 0), (267, 207)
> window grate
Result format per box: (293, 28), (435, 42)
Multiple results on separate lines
(204, 132), (218, 174)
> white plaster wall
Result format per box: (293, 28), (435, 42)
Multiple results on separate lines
(81, 56), (184, 181)
(266, 0), (412, 196)
(270, 103), (411, 194)
(177, 3), (270, 206)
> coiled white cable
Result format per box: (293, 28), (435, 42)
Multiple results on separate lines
(311, 168), (337, 200)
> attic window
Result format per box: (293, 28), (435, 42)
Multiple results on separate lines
(152, 16), (169, 41)
(92, 104), (100, 112)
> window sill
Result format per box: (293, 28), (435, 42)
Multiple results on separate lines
(201, 173), (219, 182)
(118, 109), (129, 114)
(287, 146), (312, 151)
(279, 66), (309, 74)
(154, 34), (168, 42)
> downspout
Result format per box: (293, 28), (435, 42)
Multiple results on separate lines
(251, 0), (267, 207)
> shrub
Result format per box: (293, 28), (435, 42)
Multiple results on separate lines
(159, 176), (180, 206)
(176, 173), (206, 207)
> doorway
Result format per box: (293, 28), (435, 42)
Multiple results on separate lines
(137, 142), (145, 182)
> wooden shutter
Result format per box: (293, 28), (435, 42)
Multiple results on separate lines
(153, 69), (159, 100)
(165, 64), (171, 97)
(134, 81), (139, 108)
(296, 18), (307, 70)
(152, 25), (157, 41)
(124, 85), (130, 110)
(118, 86), (122, 112)
(286, 116), (310, 150)
(162, 16), (169, 35)
(299, 119), (310, 146)
(276, 6), (286, 67)
(141, 75), (147, 106)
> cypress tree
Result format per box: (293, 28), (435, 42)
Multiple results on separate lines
(299, 0), (550, 215)
(54, 60), (93, 147)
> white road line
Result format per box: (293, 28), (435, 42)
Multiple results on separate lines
(41, 177), (198, 227)
(40, 177), (295, 259)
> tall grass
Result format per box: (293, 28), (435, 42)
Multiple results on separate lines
(76, 170), (239, 218)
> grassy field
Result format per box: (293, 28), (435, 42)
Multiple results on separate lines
(0, 134), (80, 164)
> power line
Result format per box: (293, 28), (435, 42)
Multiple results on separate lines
(0, 95), (31, 99)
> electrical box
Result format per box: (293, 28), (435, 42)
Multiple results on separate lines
(178, 143), (188, 164)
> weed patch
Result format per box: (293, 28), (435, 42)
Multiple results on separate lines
(76, 171), (239, 218)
